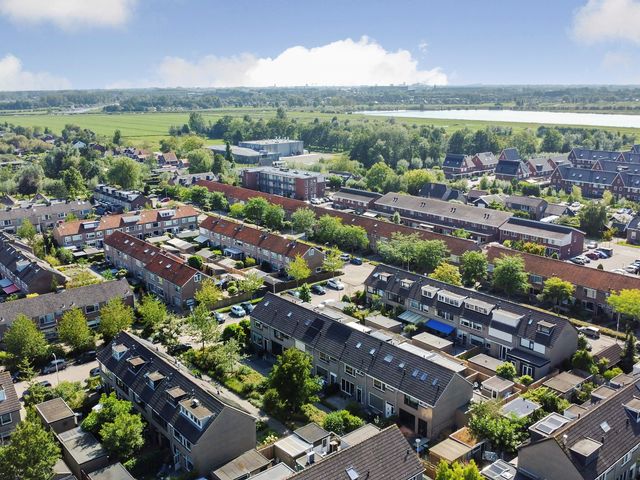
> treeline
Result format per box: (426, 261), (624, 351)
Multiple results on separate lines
(7, 85), (640, 112)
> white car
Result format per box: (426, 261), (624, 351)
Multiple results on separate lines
(327, 279), (345, 290)
(230, 305), (246, 317)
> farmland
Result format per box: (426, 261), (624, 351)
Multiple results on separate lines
(2, 107), (640, 150)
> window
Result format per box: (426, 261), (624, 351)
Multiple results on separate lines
(0, 413), (11, 426)
(254, 321), (263, 330)
(373, 379), (386, 391)
(404, 394), (419, 410)
(319, 352), (331, 363)
(344, 365), (355, 377)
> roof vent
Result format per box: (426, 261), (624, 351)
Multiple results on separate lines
(191, 398), (200, 408)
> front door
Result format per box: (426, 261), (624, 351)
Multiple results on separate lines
(356, 387), (363, 404)
(385, 402), (395, 418)
(330, 372), (337, 385)
(418, 418), (428, 437)
(399, 409), (416, 430)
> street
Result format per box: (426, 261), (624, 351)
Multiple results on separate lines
(13, 360), (98, 400)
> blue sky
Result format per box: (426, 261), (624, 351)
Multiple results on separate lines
(0, 0), (638, 90)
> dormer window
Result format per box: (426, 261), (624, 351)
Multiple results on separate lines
(400, 279), (414, 289)
(126, 356), (146, 373)
(146, 371), (165, 390)
(537, 321), (555, 335)
(112, 344), (128, 360)
(179, 398), (212, 430)
(0, 387), (5, 402)
(166, 386), (187, 407)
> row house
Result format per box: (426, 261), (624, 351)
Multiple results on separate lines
(498, 217), (585, 259)
(53, 205), (199, 249)
(93, 184), (151, 212)
(240, 166), (326, 201)
(372, 192), (512, 243)
(169, 172), (217, 187)
(441, 152), (497, 179)
(0, 278), (133, 341)
(551, 164), (640, 201)
(365, 264), (578, 380)
(495, 148), (531, 181)
(568, 147), (624, 168)
(485, 244), (640, 316)
(104, 231), (203, 310)
(627, 216), (640, 245)
(199, 215), (324, 273)
(331, 187), (382, 212)
(418, 183), (463, 202)
(250, 293), (474, 439)
(517, 374), (640, 480)
(0, 199), (92, 234)
(0, 372), (20, 444)
(98, 332), (256, 476)
(195, 180), (479, 261)
(527, 155), (567, 178)
(121, 147), (151, 162)
(0, 232), (67, 294)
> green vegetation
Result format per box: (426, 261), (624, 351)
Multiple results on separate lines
(264, 348), (320, 415)
(322, 410), (364, 435)
(436, 460), (482, 480)
(491, 254), (529, 298)
(496, 362), (517, 380)
(430, 262), (462, 286)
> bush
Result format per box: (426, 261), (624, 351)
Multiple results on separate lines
(234, 261), (245, 269)
(244, 257), (256, 267)
(603, 367), (623, 381)
(403, 324), (417, 335)
(496, 362), (517, 380)
(227, 285), (238, 295)
(301, 403), (328, 425)
(322, 410), (364, 435)
(187, 255), (203, 270)
(518, 375), (533, 386)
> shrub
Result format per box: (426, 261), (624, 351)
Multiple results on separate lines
(322, 410), (364, 435)
(603, 367), (623, 381)
(301, 403), (328, 425)
(496, 362), (517, 380)
(187, 255), (203, 270)
(518, 375), (533, 386)
(245, 257), (257, 267)
(234, 261), (245, 269)
(403, 324), (417, 335)
(227, 285), (238, 295)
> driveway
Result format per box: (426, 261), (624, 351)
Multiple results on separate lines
(308, 262), (375, 306)
(13, 359), (98, 402)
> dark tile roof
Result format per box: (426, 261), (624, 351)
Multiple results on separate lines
(473, 152), (498, 167)
(570, 148), (621, 162)
(0, 371), (19, 416)
(418, 183), (462, 202)
(0, 200), (91, 222)
(593, 160), (640, 174)
(500, 216), (584, 237)
(288, 426), (423, 480)
(252, 293), (466, 407)
(294, 423), (330, 444)
(555, 165), (619, 185)
(0, 278), (132, 324)
(628, 216), (640, 230)
(495, 160), (527, 176)
(544, 203), (572, 217)
(501, 148), (521, 161)
(365, 264), (575, 347)
(505, 195), (547, 209)
(524, 377), (640, 480)
(442, 153), (470, 169)
(98, 331), (253, 445)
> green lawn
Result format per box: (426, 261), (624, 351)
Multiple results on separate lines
(2, 107), (640, 149)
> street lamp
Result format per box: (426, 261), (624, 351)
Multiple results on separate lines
(51, 353), (60, 386)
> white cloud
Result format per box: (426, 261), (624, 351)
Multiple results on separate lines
(602, 51), (633, 68)
(152, 36), (447, 88)
(418, 41), (429, 53)
(0, 54), (70, 91)
(573, 0), (640, 44)
(0, 0), (136, 30)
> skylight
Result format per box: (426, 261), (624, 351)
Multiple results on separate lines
(355, 342), (362, 349)
(600, 421), (611, 433)
(383, 354), (393, 363)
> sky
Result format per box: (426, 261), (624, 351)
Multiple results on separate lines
(0, 0), (639, 91)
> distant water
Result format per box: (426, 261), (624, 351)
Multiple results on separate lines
(359, 109), (640, 129)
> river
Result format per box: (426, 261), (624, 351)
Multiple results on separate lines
(359, 109), (640, 129)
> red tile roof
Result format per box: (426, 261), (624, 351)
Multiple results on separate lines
(54, 205), (198, 237)
(200, 215), (319, 259)
(104, 231), (199, 286)
(196, 181), (478, 256)
(485, 244), (640, 294)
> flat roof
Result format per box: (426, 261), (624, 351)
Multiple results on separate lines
(274, 433), (312, 458)
(339, 424), (381, 447)
(543, 371), (587, 394)
(36, 397), (75, 424)
(87, 463), (135, 480)
(58, 427), (108, 465)
(482, 375), (515, 392)
(412, 331), (454, 350)
(467, 353), (503, 372)
(250, 463), (294, 480)
(429, 437), (473, 462)
(501, 397), (541, 419)
(365, 314), (402, 329)
(213, 449), (270, 480)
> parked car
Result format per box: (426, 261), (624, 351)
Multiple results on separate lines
(612, 268), (627, 274)
(578, 326), (600, 339)
(89, 367), (101, 377)
(327, 279), (345, 290)
(168, 344), (192, 356)
(11, 371), (26, 383)
(213, 311), (225, 324)
(230, 305), (247, 317)
(240, 302), (255, 313)
(624, 265), (639, 274)
(586, 241), (598, 249)
(569, 256), (587, 265)
(594, 250), (608, 259)
(596, 247), (613, 258)
(311, 284), (326, 295)
(340, 253), (351, 261)
(350, 257), (363, 265)
(585, 251), (600, 260)
(76, 350), (97, 364)
(42, 359), (67, 374)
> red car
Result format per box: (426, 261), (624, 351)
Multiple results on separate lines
(585, 251), (600, 260)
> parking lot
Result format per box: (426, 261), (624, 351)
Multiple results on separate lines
(579, 239), (640, 275)
(308, 261), (376, 307)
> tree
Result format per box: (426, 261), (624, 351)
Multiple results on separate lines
(16, 219), (36, 244)
(263, 204), (285, 230)
(107, 157), (142, 190)
(287, 255), (311, 287)
(496, 362), (517, 380)
(365, 161), (394, 192)
(225, 141), (234, 166)
(222, 323), (247, 346)
(460, 251), (488, 286)
(436, 460), (482, 480)
(579, 201), (607, 237)
(608, 289), (640, 327)
(391, 211), (401, 224)
(137, 295), (168, 333)
(0, 412), (60, 480)
(541, 277), (574, 311)
(403, 169), (437, 195)
(187, 149), (213, 173)
(430, 262), (462, 286)
(322, 410), (364, 435)
(244, 197), (270, 224)
(522, 387), (570, 414)
(267, 348), (320, 413)
(620, 330), (638, 373)
(195, 278), (222, 310)
(98, 298), (134, 342)
(16, 164), (44, 195)
(112, 129), (122, 145)
(4, 314), (48, 363)
(210, 191), (229, 211)
(322, 248), (343, 275)
(541, 128), (563, 152)
(212, 153), (225, 174)
(188, 186), (210, 206)
(468, 401), (526, 454)
(188, 304), (220, 349)
(572, 349), (597, 374)
(299, 283), (312, 302)
(100, 412), (145, 460)
(492, 254), (529, 298)
(83, 392), (133, 433)
(229, 202), (244, 218)
(292, 208), (316, 236)
(188, 255), (204, 270)
(239, 271), (264, 295)
(188, 112), (207, 134)
(61, 166), (85, 197)
(416, 239), (449, 273)
(52, 381), (87, 410)
(58, 308), (94, 352)
(451, 228), (471, 239)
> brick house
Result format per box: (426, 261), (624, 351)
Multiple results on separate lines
(93, 184), (151, 212)
(0, 199), (92, 234)
(568, 147), (622, 168)
(199, 215), (324, 273)
(331, 187), (382, 211)
(504, 195), (549, 220)
(53, 206), (199, 249)
(498, 217), (585, 259)
(0, 372), (20, 444)
(104, 231), (204, 310)
(240, 166), (325, 201)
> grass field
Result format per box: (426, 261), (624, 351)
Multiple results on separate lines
(2, 107), (640, 149)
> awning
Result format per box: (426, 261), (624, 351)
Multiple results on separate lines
(0, 279), (11, 288)
(223, 247), (243, 256)
(398, 310), (427, 325)
(194, 235), (210, 244)
(2, 284), (19, 294)
(425, 319), (456, 336)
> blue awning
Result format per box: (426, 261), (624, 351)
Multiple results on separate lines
(425, 319), (455, 336)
